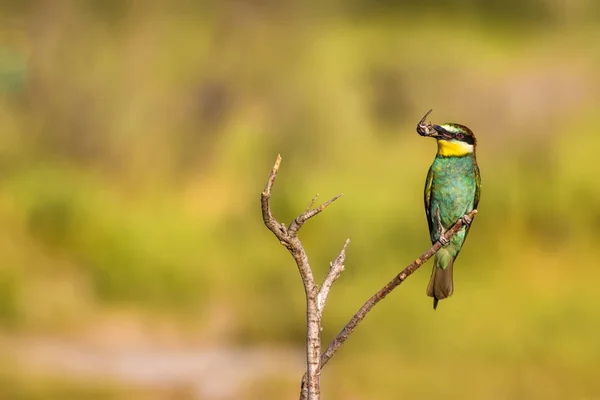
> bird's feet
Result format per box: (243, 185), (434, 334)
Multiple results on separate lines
(435, 207), (449, 246)
(461, 214), (473, 226)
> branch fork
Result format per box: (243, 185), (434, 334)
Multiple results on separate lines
(261, 154), (346, 400)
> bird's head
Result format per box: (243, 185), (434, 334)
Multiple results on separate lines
(416, 110), (476, 156)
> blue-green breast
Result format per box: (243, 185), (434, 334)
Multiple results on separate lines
(429, 154), (477, 243)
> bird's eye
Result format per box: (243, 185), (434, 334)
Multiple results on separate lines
(456, 133), (464, 140)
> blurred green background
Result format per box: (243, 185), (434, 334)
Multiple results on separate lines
(1, 0), (600, 399)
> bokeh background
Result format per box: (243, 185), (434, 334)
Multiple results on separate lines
(1, 1), (600, 399)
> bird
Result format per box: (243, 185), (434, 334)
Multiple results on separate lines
(416, 110), (480, 310)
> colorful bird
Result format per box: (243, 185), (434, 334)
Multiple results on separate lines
(416, 110), (481, 310)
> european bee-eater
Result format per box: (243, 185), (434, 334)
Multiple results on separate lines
(416, 110), (480, 310)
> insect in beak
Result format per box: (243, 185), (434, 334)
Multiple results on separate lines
(416, 109), (436, 137)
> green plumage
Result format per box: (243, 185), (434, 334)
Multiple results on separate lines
(426, 154), (478, 254)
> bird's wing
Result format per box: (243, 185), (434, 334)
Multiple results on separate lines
(450, 163), (480, 262)
(424, 166), (435, 240)
(462, 163), (481, 242)
(473, 163), (481, 210)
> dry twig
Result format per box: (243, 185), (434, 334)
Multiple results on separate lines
(317, 239), (350, 318)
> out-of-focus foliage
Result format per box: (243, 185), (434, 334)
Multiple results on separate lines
(1, 0), (600, 398)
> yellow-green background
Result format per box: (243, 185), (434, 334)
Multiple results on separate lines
(1, 1), (599, 399)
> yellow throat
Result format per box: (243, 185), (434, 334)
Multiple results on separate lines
(437, 139), (474, 157)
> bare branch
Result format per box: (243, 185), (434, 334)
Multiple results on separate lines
(261, 154), (345, 400)
(323, 209), (477, 366)
(317, 238), (350, 317)
(261, 154), (286, 240)
(304, 194), (342, 221)
(288, 194), (342, 237)
(262, 152), (480, 400)
(299, 209), (478, 399)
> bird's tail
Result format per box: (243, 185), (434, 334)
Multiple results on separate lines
(426, 255), (454, 310)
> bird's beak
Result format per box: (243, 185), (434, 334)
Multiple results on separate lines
(431, 125), (454, 140)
